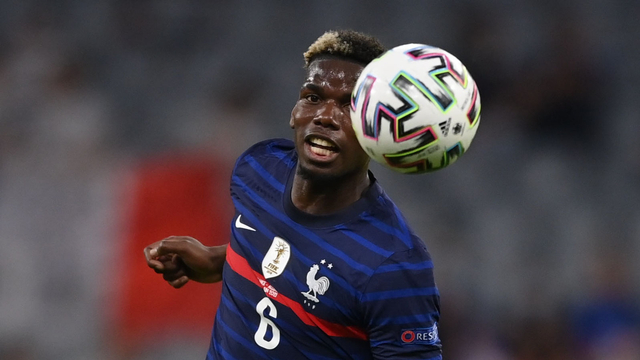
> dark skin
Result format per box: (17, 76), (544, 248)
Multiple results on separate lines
(145, 57), (370, 288)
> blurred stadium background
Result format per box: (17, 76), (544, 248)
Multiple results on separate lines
(0, 1), (639, 359)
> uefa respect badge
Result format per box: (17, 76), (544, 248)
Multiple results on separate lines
(400, 323), (439, 345)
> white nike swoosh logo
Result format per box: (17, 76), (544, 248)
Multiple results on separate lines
(235, 214), (256, 231)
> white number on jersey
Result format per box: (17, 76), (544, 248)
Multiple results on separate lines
(254, 297), (280, 350)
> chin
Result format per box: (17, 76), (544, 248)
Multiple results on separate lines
(297, 160), (368, 184)
(296, 162), (338, 182)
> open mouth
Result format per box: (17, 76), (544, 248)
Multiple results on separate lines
(306, 136), (338, 157)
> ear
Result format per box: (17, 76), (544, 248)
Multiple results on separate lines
(289, 111), (295, 128)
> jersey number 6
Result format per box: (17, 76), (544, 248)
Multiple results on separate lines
(254, 297), (281, 350)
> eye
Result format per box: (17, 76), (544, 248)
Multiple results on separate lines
(305, 94), (321, 103)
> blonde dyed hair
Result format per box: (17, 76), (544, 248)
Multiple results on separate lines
(303, 30), (385, 68)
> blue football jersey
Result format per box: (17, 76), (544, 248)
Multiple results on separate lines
(207, 139), (442, 360)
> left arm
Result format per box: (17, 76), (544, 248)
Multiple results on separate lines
(362, 248), (442, 359)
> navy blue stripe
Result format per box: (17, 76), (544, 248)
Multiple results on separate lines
(212, 344), (239, 360)
(369, 339), (388, 348)
(370, 340), (442, 359)
(233, 175), (375, 277)
(377, 260), (434, 273)
(244, 154), (286, 192)
(361, 287), (439, 302)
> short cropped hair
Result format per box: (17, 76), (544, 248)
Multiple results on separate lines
(303, 30), (386, 68)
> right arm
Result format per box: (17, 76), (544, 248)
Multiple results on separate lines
(143, 236), (227, 288)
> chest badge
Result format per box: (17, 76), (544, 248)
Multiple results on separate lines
(262, 236), (291, 279)
(301, 262), (331, 305)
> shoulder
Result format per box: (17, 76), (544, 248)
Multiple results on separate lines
(362, 185), (428, 255)
(230, 139), (296, 202)
(234, 138), (295, 167)
(341, 183), (433, 287)
(232, 138), (296, 177)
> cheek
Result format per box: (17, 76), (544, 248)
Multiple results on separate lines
(342, 118), (360, 143)
(290, 104), (300, 128)
(340, 110), (355, 133)
(290, 102), (311, 128)
(343, 125), (368, 158)
(290, 106), (308, 145)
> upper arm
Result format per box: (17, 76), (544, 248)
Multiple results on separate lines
(361, 248), (442, 359)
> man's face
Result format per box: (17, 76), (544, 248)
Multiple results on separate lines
(290, 57), (370, 180)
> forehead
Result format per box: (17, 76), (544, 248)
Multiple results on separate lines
(305, 58), (364, 92)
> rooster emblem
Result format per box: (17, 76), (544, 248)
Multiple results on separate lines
(301, 264), (330, 303)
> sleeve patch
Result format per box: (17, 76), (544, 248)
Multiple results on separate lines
(400, 323), (439, 345)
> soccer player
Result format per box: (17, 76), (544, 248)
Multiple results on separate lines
(144, 30), (442, 359)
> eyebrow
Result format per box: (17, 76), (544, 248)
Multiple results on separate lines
(301, 82), (323, 93)
(300, 82), (352, 104)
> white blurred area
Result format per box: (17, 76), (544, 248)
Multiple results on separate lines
(0, 1), (638, 359)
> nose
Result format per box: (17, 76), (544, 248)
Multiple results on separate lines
(313, 101), (343, 130)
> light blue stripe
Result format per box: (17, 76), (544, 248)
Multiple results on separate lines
(362, 207), (412, 248)
(392, 207), (412, 239)
(373, 312), (439, 326)
(338, 228), (394, 258)
(377, 260), (434, 273)
(266, 142), (297, 168)
(244, 154), (286, 192)
(362, 287), (439, 302)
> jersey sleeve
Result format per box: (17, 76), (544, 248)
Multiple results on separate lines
(360, 246), (442, 359)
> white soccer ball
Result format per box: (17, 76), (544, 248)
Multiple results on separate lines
(350, 44), (481, 174)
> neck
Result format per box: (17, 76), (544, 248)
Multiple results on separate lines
(290, 167), (370, 216)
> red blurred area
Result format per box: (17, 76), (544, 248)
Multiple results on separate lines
(113, 151), (234, 352)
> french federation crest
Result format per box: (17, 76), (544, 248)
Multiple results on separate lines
(262, 237), (291, 279)
(300, 259), (333, 309)
(301, 264), (330, 303)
